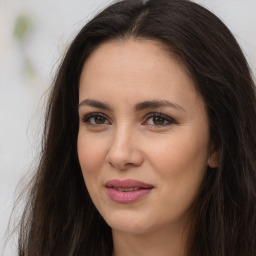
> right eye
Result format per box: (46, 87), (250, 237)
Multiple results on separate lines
(82, 113), (111, 126)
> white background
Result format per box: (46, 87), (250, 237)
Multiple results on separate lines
(0, 0), (255, 255)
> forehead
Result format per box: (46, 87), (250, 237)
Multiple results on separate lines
(81, 38), (188, 79)
(79, 39), (202, 112)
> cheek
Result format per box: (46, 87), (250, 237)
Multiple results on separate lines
(77, 132), (108, 207)
(77, 132), (107, 190)
(147, 134), (209, 174)
(77, 132), (106, 171)
(145, 130), (209, 197)
(145, 137), (208, 221)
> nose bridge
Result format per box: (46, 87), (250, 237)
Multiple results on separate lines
(106, 122), (143, 169)
(113, 123), (132, 148)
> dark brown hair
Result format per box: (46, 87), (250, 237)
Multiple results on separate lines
(18, 0), (256, 255)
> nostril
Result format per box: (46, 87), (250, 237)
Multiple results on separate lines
(106, 150), (144, 170)
(105, 135), (144, 169)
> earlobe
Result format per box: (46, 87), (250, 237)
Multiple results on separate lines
(207, 145), (219, 168)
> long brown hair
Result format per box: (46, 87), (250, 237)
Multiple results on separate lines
(18, 0), (256, 255)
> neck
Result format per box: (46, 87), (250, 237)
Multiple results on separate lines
(112, 224), (189, 256)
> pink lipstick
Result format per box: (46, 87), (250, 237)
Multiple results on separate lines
(105, 179), (153, 204)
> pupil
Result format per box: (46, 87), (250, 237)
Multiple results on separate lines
(153, 117), (164, 125)
(95, 116), (105, 124)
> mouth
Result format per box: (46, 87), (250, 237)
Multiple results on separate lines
(114, 187), (141, 192)
(105, 179), (154, 204)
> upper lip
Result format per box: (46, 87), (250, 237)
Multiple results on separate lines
(105, 179), (154, 189)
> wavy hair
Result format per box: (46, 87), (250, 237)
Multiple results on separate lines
(18, 0), (256, 255)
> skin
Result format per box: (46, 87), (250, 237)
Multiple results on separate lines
(77, 39), (218, 256)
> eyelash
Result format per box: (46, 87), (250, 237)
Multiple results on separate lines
(81, 112), (176, 127)
(142, 113), (176, 127)
(82, 113), (110, 126)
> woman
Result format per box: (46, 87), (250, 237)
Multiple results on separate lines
(18, 0), (256, 255)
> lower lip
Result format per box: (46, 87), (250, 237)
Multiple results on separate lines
(106, 187), (153, 204)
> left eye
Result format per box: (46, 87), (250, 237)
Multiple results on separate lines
(82, 113), (110, 125)
(143, 113), (176, 127)
(90, 116), (107, 124)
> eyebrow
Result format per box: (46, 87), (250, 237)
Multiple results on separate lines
(79, 99), (112, 110)
(79, 99), (186, 112)
(135, 100), (186, 112)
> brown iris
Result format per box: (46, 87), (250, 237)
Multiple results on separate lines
(152, 116), (165, 125)
(94, 116), (106, 124)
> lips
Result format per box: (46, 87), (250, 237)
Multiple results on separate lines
(105, 179), (153, 203)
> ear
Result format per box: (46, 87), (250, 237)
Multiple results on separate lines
(207, 144), (219, 168)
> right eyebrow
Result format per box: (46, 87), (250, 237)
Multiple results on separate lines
(78, 99), (112, 111)
(135, 100), (186, 112)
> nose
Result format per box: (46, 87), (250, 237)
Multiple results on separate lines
(106, 125), (144, 170)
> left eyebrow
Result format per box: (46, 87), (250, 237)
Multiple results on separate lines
(135, 100), (186, 112)
(78, 99), (112, 111)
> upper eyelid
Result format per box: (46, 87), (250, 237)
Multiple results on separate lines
(81, 111), (176, 124)
(145, 112), (171, 118)
(144, 112), (176, 122)
(81, 112), (111, 123)
(81, 112), (109, 118)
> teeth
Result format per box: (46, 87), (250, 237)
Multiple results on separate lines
(115, 187), (140, 192)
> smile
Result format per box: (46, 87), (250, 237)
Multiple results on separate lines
(105, 179), (153, 204)
(115, 187), (140, 192)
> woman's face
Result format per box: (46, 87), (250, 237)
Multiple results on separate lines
(78, 39), (217, 235)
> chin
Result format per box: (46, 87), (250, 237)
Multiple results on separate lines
(103, 210), (156, 235)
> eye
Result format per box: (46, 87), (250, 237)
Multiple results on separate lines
(142, 113), (176, 127)
(82, 113), (111, 126)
